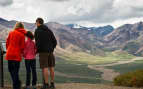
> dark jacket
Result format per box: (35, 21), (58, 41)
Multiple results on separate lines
(34, 24), (57, 53)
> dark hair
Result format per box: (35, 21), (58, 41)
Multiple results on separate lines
(36, 17), (44, 24)
(26, 31), (34, 40)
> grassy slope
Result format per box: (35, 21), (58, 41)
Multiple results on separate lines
(3, 47), (135, 84)
(56, 48), (135, 65)
(3, 57), (103, 84)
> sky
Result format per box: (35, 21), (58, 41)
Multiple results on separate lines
(0, 0), (143, 28)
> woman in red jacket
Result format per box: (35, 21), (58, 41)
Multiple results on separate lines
(6, 22), (27, 89)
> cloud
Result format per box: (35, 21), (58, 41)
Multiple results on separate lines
(0, 0), (143, 27)
(0, 0), (13, 6)
(39, 0), (70, 2)
(48, 0), (70, 2)
(52, 0), (114, 23)
(51, 0), (143, 24)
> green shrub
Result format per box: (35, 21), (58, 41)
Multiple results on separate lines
(114, 70), (143, 87)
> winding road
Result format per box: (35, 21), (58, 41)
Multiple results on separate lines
(88, 57), (143, 81)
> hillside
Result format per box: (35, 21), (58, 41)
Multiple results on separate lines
(104, 22), (143, 55)
(0, 18), (113, 55)
(104, 22), (143, 46)
(3, 83), (142, 89)
(1, 18), (143, 56)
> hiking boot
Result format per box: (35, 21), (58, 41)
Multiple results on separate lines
(40, 84), (49, 89)
(19, 80), (22, 89)
(24, 86), (30, 89)
(49, 82), (55, 89)
(32, 86), (37, 89)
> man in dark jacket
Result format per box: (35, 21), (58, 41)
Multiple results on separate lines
(35, 18), (57, 89)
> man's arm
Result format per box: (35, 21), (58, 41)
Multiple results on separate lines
(34, 30), (40, 48)
(50, 30), (57, 48)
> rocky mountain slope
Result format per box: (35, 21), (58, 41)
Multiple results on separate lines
(104, 22), (143, 55)
(0, 18), (143, 56)
(0, 18), (112, 55)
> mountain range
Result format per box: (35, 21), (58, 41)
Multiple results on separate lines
(0, 18), (143, 56)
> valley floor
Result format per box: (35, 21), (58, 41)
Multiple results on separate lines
(88, 57), (143, 81)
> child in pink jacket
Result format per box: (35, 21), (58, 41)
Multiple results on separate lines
(23, 31), (37, 89)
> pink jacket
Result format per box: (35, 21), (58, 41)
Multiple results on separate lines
(23, 38), (37, 60)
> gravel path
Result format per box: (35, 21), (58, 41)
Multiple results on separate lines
(88, 65), (119, 81)
(88, 57), (143, 81)
(2, 83), (143, 89)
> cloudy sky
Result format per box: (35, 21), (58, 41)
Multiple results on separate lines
(0, 0), (143, 28)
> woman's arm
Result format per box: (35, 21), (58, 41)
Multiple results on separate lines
(6, 32), (11, 49)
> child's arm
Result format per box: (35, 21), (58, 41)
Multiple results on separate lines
(34, 41), (37, 54)
(22, 38), (27, 58)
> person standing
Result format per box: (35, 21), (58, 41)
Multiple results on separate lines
(34, 18), (57, 89)
(6, 22), (27, 89)
(23, 31), (37, 89)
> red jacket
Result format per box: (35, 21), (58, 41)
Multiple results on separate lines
(5, 28), (27, 62)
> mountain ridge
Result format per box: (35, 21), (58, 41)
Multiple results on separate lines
(0, 17), (143, 56)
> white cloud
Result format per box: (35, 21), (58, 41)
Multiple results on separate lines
(0, 0), (143, 27)
(0, 0), (13, 6)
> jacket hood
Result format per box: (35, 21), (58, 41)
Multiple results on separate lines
(38, 24), (48, 31)
(15, 28), (27, 34)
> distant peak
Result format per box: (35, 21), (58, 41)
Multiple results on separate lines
(137, 21), (143, 25)
(46, 22), (60, 24)
(9, 20), (17, 22)
(66, 24), (84, 29)
(0, 17), (8, 22)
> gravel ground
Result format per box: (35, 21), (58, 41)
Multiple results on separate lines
(1, 83), (143, 89)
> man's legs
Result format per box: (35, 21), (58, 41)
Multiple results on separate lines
(42, 68), (49, 84)
(41, 68), (49, 89)
(49, 67), (55, 89)
(39, 52), (55, 89)
(42, 67), (55, 89)
(49, 67), (54, 83)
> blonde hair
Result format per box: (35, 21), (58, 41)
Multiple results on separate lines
(14, 22), (24, 29)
